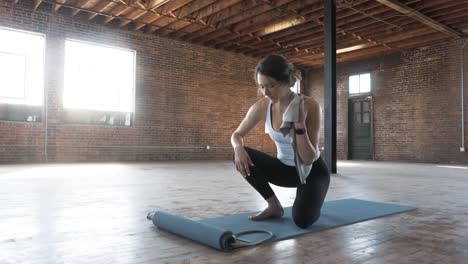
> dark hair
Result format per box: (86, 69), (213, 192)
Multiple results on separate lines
(255, 55), (296, 87)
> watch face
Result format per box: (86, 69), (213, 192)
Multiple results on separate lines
(296, 128), (305, 135)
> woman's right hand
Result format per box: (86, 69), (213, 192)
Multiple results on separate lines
(234, 147), (254, 177)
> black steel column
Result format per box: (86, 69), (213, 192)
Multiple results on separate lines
(324, 0), (337, 173)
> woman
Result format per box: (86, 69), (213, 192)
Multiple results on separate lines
(231, 55), (330, 229)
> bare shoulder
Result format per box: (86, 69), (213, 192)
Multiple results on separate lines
(251, 98), (269, 114)
(302, 95), (321, 112)
(249, 97), (269, 121)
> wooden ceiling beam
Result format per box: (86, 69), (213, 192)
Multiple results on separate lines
(188, 0), (298, 43)
(52, 0), (66, 12)
(277, 21), (428, 59)
(243, 0), (415, 53)
(339, 33), (451, 61)
(145, 16), (178, 33)
(88, 1), (115, 20)
(229, 4), (404, 55)
(284, 25), (435, 61)
(144, 0), (192, 33)
(175, 0), (217, 19)
(226, 3), (396, 52)
(206, 0), (320, 46)
(428, 6), (468, 21)
(444, 16), (468, 28)
(339, 26), (434, 51)
(375, 0), (461, 38)
(290, 45), (391, 66)
(33, 0), (42, 10)
(39, 0), (265, 53)
(167, 0), (243, 39)
(192, 0), (242, 21)
(204, 0), (259, 26)
(102, 4), (129, 24)
(290, 32), (448, 64)
(252, 31), (351, 58)
(152, 0), (217, 35)
(257, 18), (417, 57)
(180, 1), (259, 41)
(233, 0), (321, 33)
(243, 28), (324, 56)
(236, 1), (378, 46)
(257, 0), (389, 42)
(35, 0), (214, 39)
(345, 18), (417, 40)
(412, 0), (463, 13)
(157, 0), (192, 14)
(118, 8), (147, 27)
(71, 0), (95, 17)
(218, 2), (394, 53)
(117, 0), (169, 28)
(130, 12), (161, 31)
(435, 9), (468, 23)
(152, 19), (192, 35)
(216, 1), (322, 41)
(146, 0), (172, 11)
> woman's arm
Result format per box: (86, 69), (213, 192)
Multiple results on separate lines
(294, 98), (321, 165)
(231, 99), (265, 149)
(231, 99), (266, 176)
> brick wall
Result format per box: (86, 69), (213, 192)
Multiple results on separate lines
(304, 39), (468, 164)
(0, 1), (275, 163)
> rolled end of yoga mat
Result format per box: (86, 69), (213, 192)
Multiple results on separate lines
(147, 211), (274, 251)
(148, 211), (236, 251)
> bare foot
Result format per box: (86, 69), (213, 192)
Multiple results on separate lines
(249, 205), (284, 221)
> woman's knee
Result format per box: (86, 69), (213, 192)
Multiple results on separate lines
(293, 210), (321, 229)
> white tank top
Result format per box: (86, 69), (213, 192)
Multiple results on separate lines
(265, 101), (296, 166)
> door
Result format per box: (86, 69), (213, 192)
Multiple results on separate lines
(348, 97), (372, 160)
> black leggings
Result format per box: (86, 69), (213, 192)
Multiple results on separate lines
(233, 146), (330, 229)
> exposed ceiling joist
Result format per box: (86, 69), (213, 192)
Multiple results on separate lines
(376, 0), (461, 38)
(147, 0), (172, 11)
(33, 0), (42, 10)
(52, 0), (65, 12)
(15, 0), (468, 68)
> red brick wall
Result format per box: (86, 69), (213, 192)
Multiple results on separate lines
(304, 39), (468, 164)
(0, 1), (275, 163)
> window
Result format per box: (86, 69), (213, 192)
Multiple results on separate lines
(63, 40), (135, 126)
(0, 27), (45, 122)
(291, 79), (301, 93)
(349, 73), (371, 95)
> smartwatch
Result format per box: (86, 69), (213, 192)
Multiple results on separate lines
(295, 128), (306, 135)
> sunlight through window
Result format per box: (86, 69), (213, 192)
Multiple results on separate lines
(349, 73), (371, 95)
(0, 27), (45, 105)
(63, 40), (135, 112)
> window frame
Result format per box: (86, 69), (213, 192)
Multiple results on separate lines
(0, 27), (46, 123)
(63, 39), (136, 127)
(348, 72), (372, 97)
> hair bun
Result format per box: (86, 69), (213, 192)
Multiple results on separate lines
(256, 55), (296, 87)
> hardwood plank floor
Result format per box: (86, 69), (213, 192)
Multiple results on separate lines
(0, 160), (467, 264)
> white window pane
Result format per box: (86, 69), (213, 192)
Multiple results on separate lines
(0, 27), (44, 105)
(360, 73), (371, 93)
(64, 40), (135, 112)
(349, 75), (359, 94)
(0, 52), (26, 99)
(290, 80), (300, 93)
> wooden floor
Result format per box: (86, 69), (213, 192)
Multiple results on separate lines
(1, 160), (468, 264)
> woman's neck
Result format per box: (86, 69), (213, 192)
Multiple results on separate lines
(273, 91), (294, 109)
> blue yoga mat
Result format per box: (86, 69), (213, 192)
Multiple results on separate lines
(148, 199), (416, 251)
